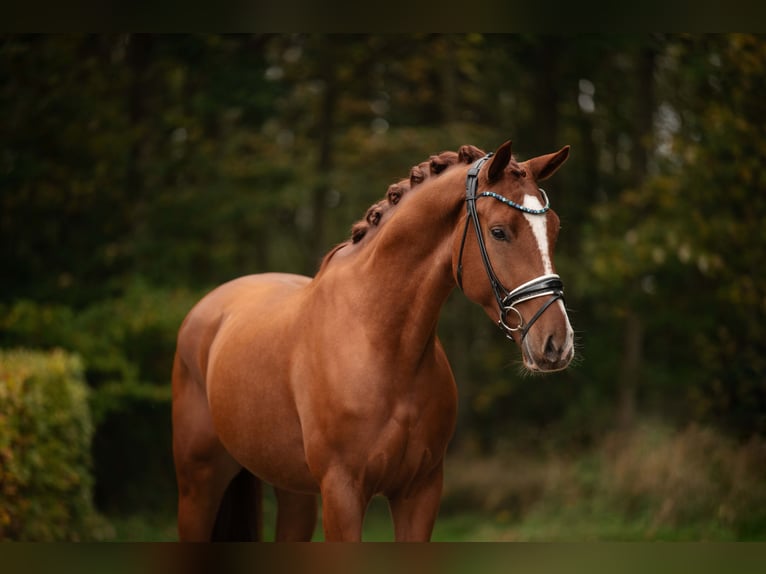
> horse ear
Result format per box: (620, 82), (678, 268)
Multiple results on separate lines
(487, 140), (512, 182)
(526, 145), (570, 181)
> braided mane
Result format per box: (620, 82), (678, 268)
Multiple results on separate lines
(316, 144), (487, 274)
(350, 144), (486, 244)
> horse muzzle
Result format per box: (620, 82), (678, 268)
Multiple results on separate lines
(497, 274), (574, 372)
(521, 329), (575, 372)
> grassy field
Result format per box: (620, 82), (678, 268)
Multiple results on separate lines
(106, 422), (766, 542)
(106, 501), (742, 542)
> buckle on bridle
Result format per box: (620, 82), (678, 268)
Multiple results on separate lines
(498, 305), (524, 339)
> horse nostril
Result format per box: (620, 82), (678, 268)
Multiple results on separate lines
(544, 335), (559, 362)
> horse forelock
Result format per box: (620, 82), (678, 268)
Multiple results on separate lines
(508, 158), (526, 178)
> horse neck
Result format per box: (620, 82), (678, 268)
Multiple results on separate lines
(344, 167), (467, 356)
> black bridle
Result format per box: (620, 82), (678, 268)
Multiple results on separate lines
(456, 154), (565, 341)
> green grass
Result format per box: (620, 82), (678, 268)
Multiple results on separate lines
(105, 496), (498, 542)
(359, 498), (510, 542)
(104, 500), (742, 542)
(360, 498), (741, 542)
(105, 423), (766, 542)
(500, 507), (739, 542)
(107, 513), (177, 542)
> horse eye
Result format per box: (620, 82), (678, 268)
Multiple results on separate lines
(490, 227), (508, 241)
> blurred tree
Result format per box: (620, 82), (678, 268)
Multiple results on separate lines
(1, 35), (133, 305)
(660, 34), (766, 436)
(579, 34), (766, 436)
(2, 36), (765, 505)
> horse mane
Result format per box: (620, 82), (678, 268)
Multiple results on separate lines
(316, 144), (487, 274)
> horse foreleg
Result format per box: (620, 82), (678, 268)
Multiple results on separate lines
(274, 488), (318, 541)
(318, 469), (368, 541)
(388, 465), (444, 541)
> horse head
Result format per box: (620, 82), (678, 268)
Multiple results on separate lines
(452, 140), (574, 372)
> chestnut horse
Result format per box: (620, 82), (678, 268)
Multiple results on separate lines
(171, 140), (574, 541)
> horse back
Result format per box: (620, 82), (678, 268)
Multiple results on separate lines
(175, 273), (311, 390)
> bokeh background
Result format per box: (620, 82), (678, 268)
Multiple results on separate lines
(1, 34), (765, 541)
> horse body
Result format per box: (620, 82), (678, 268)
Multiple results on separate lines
(172, 141), (573, 541)
(173, 178), (462, 540)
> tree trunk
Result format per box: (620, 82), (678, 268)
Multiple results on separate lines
(617, 310), (644, 429)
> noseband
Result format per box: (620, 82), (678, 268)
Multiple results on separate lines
(456, 154), (565, 340)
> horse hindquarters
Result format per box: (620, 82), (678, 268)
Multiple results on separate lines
(172, 352), (257, 541)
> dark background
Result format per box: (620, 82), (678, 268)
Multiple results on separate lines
(1, 34), (764, 538)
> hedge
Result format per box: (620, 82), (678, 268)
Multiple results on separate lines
(0, 285), (197, 514)
(90, 381), (176, 514)
(0, 349), (109, 540)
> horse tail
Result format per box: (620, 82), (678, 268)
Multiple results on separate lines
(211, 469), (263, 541)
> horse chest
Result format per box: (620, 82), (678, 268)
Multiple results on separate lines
(360, 394), (455, 494)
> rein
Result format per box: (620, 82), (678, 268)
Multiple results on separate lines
(456, 154), (565, 340)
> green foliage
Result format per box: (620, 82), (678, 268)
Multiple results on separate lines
(0, 283), (196, 513)
(2, 35), (766, 528)
(601, 424), (766, 537)
(443, 422), (766, 540)
(0, 349), (110, 540)
(0, 279), (204, 385)
(104, 421), (766, 541)
(578, 34), (766, 435)
(90, 381), (175, 514)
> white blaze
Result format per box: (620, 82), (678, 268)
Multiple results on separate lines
(522, 192), (574, 351)
(522, 194), (553, 275)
